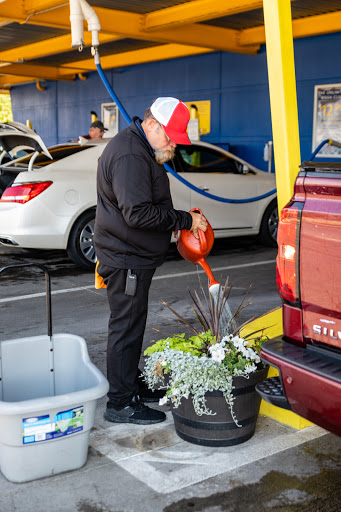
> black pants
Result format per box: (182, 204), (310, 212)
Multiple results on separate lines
(98, 263), (155, 408)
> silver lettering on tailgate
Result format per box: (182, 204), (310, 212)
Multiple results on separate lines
(313, 324), (341, 339)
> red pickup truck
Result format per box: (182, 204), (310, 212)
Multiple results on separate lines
(257, 161), (341, 436)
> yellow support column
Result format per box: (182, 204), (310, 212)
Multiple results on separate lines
(244, 1), (312, 430)
(263, 0), (301, 214)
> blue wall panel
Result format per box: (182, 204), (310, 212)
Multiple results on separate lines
(10, 31), (341, 171)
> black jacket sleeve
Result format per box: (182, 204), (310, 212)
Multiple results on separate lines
(112, 154), (192, 232)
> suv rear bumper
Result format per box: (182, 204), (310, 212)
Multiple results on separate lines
(257, 337), (341, 436)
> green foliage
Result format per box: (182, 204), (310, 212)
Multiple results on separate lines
(144, 331), (215, 357)
(143, 276), (269, 420)
(0, 95), (13, 123)
(143, 330), (268, 420)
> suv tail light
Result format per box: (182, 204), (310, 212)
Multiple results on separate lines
(276, 202), (303, 303)
(0, 182), (53, 204)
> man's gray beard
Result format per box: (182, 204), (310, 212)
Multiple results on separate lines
(154, 147), (175, 165)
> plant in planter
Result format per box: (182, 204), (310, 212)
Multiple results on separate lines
(143, 280), (269, 447)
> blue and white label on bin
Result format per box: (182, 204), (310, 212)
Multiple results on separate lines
(22, 406), (84, 444)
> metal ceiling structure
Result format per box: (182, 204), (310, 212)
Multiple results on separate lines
(1, 0), (341, 91)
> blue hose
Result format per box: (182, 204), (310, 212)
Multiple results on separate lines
(95, 60), (277, 204)
(163, 162), (276, 203)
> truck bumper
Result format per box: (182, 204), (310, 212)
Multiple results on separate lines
(256, 337), (341, 436)
(256, 376), (292, 410)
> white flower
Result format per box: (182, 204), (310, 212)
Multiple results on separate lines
(172, 388), (180, 395)
(159, 396), (168, 406)
(160, 360), (167, 366)
(244, 363), (257, 374)
(209, 344), (225, 363)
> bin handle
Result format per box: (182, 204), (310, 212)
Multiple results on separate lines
(0, 263), (52, 338)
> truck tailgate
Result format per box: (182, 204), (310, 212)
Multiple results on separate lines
(300, 172), (341, 348)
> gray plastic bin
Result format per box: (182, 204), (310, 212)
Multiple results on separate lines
(0, 264), (109, 483)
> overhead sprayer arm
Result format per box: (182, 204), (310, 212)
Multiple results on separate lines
(69, 0), (101, 50)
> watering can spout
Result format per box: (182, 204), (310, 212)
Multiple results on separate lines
(196, 258), (219, 288)
(177, 208), (218, 287)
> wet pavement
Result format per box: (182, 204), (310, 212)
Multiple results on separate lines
(0, 240), (340, 511)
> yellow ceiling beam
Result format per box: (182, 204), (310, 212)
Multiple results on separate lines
(0, 44), (213, 85)
(240, 10), (341, 46)
(0, 0), (339, 52)
(0, 63), (77, 81)
(239, 25), (265, 46)
(292, 10), (341, 39)
(60, 43), (214, 72)
(0, 0), (69, 27)
(143, 0), (263, 31)
(0, 75), (37, 87)
(0, 32), (121, 64)
(69, 7), (260, 54)
(23, 0), (66, 15)
(0, 17), (12, 27)
(0, 2), (259, 54)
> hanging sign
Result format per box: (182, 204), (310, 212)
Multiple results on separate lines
(312, 84), (341, 157)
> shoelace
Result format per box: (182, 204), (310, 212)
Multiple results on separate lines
(130, 394), (148, 412)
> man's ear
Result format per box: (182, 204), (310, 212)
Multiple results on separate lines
(144, 117), (157, 133)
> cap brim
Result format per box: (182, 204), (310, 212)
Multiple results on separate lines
(163, 125), (191, 145)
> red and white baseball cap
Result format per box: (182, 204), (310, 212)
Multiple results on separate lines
(151, 97), (191, 145)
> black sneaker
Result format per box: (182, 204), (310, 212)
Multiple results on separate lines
(103, 395), (166, 425)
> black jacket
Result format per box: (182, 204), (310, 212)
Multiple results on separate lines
(94, 118), (192, 269)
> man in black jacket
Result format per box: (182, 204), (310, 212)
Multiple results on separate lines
(94, 97), (207, 425)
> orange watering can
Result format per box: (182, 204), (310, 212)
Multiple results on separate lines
(176, 208), (219, 288)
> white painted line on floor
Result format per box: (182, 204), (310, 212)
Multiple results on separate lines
(0, 285), (97, 303)
(0, 260), (275, 303)
(90, 413), (327, 494)
(153, 259), (275, 280)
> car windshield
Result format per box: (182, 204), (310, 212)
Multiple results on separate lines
(175, 144), (240, 173)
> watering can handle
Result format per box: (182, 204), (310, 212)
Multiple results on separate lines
(190, 207), (207, 252)
(198, 229), (207, 253)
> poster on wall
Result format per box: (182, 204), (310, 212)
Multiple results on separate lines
(312, 84), (341, 157)
(101, 102), (119, 138)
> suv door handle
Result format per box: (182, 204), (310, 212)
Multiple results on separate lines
(199, 186), (210, 191)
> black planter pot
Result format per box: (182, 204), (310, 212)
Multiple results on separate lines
(171, 366), (268, 447)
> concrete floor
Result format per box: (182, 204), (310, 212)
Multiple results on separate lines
(0, 240), (340, 511)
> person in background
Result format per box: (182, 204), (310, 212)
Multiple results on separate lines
(94, 97), (207, 426)
(81, 120), (107, 140)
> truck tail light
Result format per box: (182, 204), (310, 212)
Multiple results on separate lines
(0, 182), (53, 204)
(276, 203), (303, 303)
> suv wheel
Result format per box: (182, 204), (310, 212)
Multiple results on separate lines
(67, 210), (97, 270)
